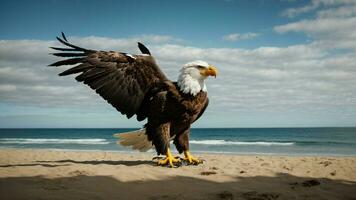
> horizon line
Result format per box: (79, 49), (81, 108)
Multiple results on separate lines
(1, 126), (355, 129)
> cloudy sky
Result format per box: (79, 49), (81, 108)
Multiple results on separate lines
(0, 0), (355, 128)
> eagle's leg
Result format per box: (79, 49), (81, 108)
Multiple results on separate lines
(157, 147), (180, 167)
(183, 150), (203, 165)
(174, 128), (203, 165)
(153, 123), (179, 167)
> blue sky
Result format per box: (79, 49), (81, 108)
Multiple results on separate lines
(0, 0), (308, 47)
(0, 0), (355, 128)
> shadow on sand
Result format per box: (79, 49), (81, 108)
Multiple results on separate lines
(35, 159), (155, 166)
(0, 169), (355, 200)
(0, 163), (71, 168)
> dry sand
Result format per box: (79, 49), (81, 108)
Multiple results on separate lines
(0, 149), (355, 200)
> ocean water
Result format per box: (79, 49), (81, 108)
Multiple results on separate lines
(0, 128), (356, 156)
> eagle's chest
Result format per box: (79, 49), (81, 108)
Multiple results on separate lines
(176, 91), (207, 122)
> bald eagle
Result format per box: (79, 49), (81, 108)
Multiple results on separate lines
(49, 33), (218, 167)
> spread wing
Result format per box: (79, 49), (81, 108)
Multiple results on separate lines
(49, 33), (168, 119)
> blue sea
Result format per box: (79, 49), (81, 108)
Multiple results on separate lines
(0, 128), (356, 156)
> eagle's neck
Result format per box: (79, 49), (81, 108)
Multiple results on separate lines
(177, 73), (207, 96)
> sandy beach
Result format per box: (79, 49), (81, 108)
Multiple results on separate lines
(0, 149), (355, 200)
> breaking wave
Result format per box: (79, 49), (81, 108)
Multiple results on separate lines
(0, 138), (109, 145)
(189, 140), (294, 146)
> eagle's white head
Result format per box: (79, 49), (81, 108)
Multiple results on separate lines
(177, 60), (218, 96)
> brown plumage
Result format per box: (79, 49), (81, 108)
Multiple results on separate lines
(49, 33), (217, 167)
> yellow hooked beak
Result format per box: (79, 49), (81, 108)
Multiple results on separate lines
(201, 65), (218, 78)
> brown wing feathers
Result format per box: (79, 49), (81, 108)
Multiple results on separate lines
(49, 33), (167, 119)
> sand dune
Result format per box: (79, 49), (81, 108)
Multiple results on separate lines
(0, 149), (355, 200)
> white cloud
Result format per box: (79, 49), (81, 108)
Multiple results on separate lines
(1, 32), (356, 127)
(275, 17), (356, 35)
(222, 32), (260, 41)
(282, 0), (320, 18)
(317, 4), (356, 18)
(0, 84), (16, 92)
(69, 34), (180, 51)
(276, 2), (356, 51)
(282, 0), (356, 18)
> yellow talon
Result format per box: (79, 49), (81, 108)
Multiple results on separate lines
(183, 151), (203, 165)
(157, 148), (180, 167)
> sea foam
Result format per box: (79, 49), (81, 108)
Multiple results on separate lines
(189, 139), (294, 146)
(0, 138), (109, 145)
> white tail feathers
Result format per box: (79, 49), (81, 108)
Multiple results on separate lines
(113, 128), (153, 152)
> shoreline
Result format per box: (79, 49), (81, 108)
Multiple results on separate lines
(1, 147), (356, 157)
(1, 148), (356, 200)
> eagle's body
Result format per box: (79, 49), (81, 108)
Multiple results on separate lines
(144, 81), (208, 155)
(49, 33), (217, 167)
